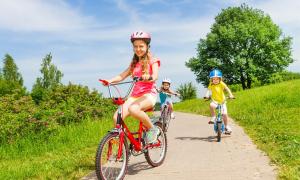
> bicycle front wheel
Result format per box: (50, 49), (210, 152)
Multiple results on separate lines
(144, 124), (167, 167)
(164, 108), (172, 131)
(95, 132), (129, 180)
(161, 107), (171, 132)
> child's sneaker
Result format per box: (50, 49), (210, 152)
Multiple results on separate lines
(208, 116), (215, 124)
(225, 126), (232, 134)
(145, 126), (159, 144)
(171, 112), (175, 119)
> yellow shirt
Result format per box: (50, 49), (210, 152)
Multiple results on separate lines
(208, 81), (227, 103)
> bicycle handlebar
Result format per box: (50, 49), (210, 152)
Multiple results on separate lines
(203, 96), (235, 101)
(99, 76), (153, 101)
(99, 76), (153, 86)
(160, 91), (179, 97)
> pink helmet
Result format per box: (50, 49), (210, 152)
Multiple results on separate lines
(130, 31), (151, 44)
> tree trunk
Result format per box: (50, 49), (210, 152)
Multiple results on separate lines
(245, 59), (251, 89)
(246, 75), (252, 89)
(240, 68), (246, 90)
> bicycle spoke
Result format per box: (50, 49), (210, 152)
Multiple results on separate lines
(95, 133), (128, 180)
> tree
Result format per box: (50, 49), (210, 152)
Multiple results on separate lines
(0, 54), (25, 96)
(2, 54), (24, 86)
(33, 53), (63, 90)
(0, 68), (2, 79)
(31, 53), (63, 103)
(176, 82), (197, 101)
(186, 4), (293, 89)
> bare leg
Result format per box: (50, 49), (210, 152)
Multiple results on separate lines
(209, 102), (217, 117)
(223, 114), (228, 126)
(170, 102), (174, 112)
(128, 96), (154, 130)
(112, 98), (135, 125)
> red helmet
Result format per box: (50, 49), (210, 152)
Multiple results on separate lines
(130, 31), (151, 44)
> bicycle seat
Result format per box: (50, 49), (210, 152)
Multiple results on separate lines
(144, 107), (155, 112)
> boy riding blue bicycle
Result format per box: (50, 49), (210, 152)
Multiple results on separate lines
(158, 78), (180, 119)
(204, 69), (234, 134)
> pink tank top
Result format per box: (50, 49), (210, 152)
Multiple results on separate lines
(131, 58), (160, 97)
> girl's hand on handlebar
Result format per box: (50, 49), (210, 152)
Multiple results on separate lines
(140, 75), (153, 81)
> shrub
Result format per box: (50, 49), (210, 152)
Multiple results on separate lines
(0, 83), (115, 144)
(176, 82), (197, 101)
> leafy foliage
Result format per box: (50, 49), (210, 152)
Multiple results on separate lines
(186, 4), (293, 89)
(31, 53), (63, 103)
(176, 82), (197, 101)
(0, 83), (114, 144)
(2, 54), (23, 85)
(0, 54), (26, 96)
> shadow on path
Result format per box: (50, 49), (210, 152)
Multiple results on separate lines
(175, 135), (230, 142)
(127, 161), (153, 175)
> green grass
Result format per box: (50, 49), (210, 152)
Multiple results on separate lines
(0, 117), (140, 179)
(174, 79), (300, 180)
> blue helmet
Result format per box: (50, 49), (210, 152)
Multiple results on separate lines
(209, 69), (222, 78)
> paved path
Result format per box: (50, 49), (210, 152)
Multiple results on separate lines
(82, 112), (277, 180)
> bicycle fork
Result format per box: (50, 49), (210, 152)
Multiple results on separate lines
(214, 105), (224, 133)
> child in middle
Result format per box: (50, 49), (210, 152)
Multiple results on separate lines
(158, 78), (180, 119)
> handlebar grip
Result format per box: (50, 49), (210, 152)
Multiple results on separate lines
(99, 79), (109, 86)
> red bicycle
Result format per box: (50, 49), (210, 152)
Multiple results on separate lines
(95, 77), (167, 180)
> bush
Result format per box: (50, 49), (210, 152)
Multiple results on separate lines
(228, 84), (243, 92)
(0, 83), (115, 144)
(176, 82), (197, 101)
(0, 94), (57, 144)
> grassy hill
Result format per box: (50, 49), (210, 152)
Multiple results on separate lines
(174, 79), (300, 180)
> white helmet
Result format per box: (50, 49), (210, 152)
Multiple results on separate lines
(162, 78), (171, 84)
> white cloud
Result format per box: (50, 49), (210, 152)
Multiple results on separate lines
(255, 0), (300, 27)
(115, 0), (140, 23)
(0, 0), (213, 45)
(0, 0), (94, 32)
(6, 0), (300, 94)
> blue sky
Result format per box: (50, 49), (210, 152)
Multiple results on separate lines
(0, 0), (299, 97)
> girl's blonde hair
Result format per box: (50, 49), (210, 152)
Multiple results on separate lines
(130, 49), (152, 77)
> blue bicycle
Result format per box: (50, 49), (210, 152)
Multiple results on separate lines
(158, 92), (178, 132)
(204, 97), (234, 142)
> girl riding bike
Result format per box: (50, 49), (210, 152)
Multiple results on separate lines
(158, 78), (180, 119)
(204, 69), (234, 134)
(101, 30), (160, 144)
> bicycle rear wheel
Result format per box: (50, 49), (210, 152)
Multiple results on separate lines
(217, 122), (222, 142)
(144, 124), (167, 167)
(95, 132), (129, 180)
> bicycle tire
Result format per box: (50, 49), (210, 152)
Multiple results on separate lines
(95, 132), (129, 180)
(164, 108), (172, 131)
(144, 123), (167, 167)
(217, 122), (222, 142)
(161, 107), (167, 132)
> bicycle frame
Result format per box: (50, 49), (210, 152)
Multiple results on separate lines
(99, 78), (161, 159)
(159, 91), (174, 112)
(214, 104), (225, 133)
(159, 92), (174, 132)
